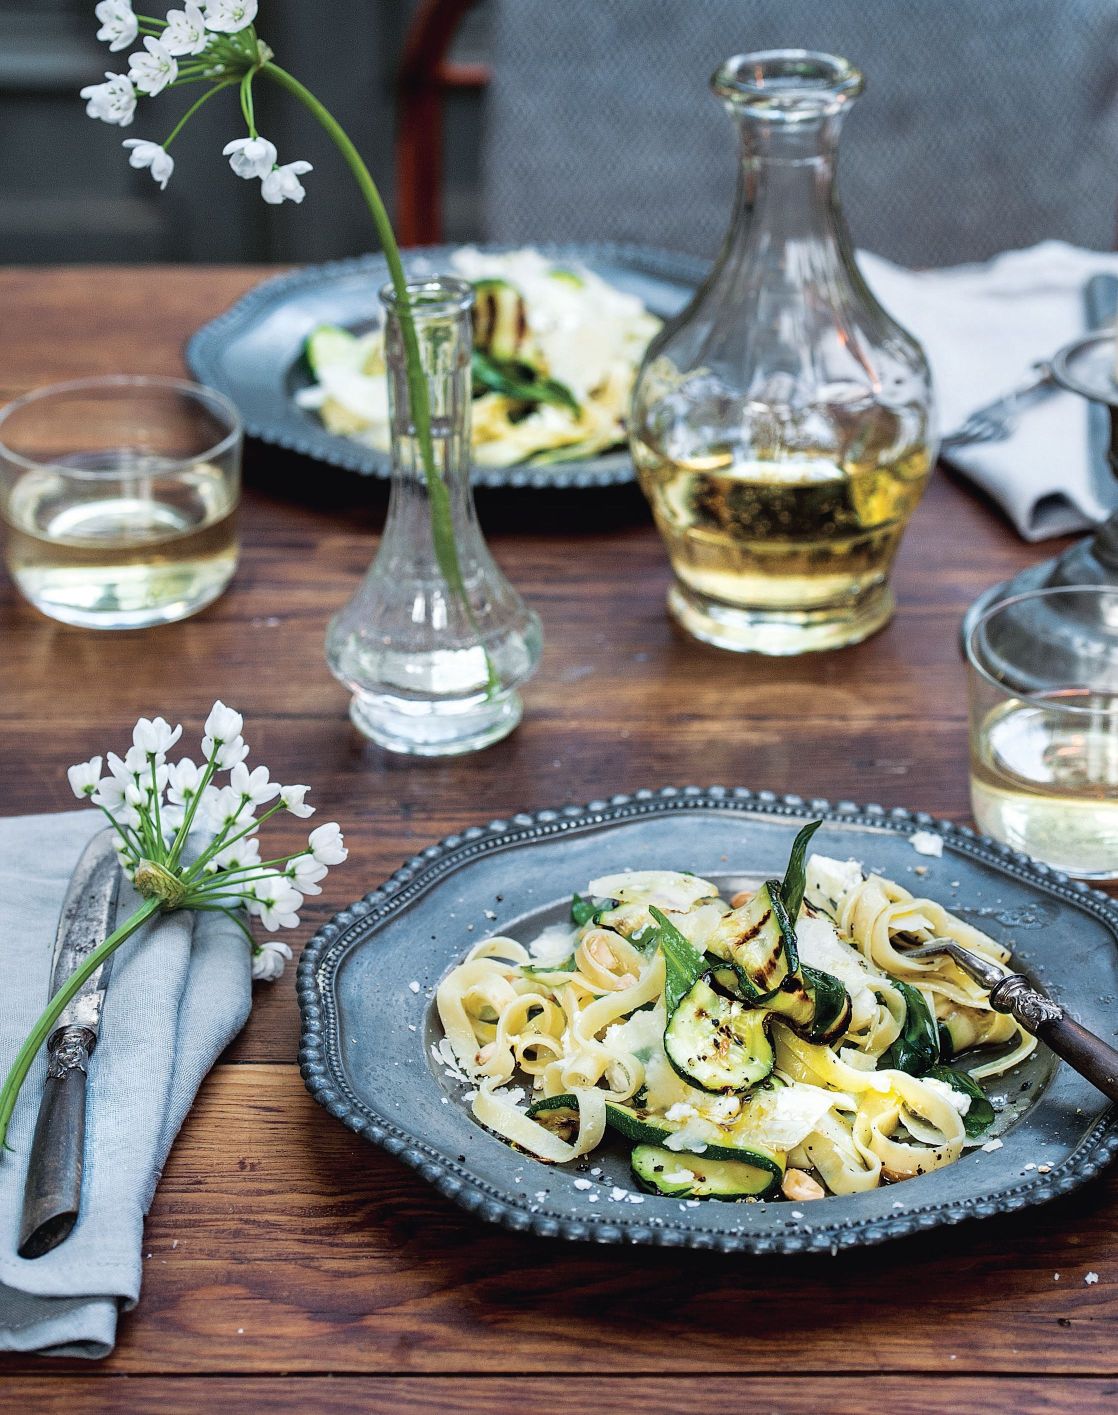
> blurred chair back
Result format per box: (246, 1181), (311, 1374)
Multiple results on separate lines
(468, 0), (1118, 267)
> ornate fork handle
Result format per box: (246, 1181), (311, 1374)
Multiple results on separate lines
(990, 975), (1118, 1104)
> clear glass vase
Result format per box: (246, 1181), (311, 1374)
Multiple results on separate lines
(325, 277), (542, 755)
(630, 50), (936, 655)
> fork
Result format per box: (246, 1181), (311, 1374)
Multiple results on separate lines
(941, 360), (1054, 449)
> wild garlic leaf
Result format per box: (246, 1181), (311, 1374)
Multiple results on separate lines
(650, 906), (706, 1016)
(781, 819), (823, 922)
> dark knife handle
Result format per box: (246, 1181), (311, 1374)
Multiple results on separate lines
(17, 1029), (93, 1259)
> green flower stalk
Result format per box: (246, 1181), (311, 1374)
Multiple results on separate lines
(81, 1), (480, 632)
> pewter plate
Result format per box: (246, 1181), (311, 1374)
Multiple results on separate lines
(297, 787), (1118, 1253)
(186, 242), (706, 490)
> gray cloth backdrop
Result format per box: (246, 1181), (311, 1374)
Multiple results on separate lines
(482, 0), (1118, 267)
(0, 812), (251, 1358)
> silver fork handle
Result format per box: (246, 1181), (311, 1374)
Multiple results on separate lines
(942, 360), (1054, 447)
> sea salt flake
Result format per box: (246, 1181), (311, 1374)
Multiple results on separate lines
(791, 1209), (804, 1219)
(1024, 1163), (1036, 1172)
(484, 909), (498, 920)
(610, 1187), (628, 1202)
(892, 1201), (904, 1209)
(1086, 1272), (1100, 1285)
(588, 1193), (599, 1202)
(573, 1178), (592, 1191)
(408, 980), (421, 993)
(910, 830), (944, 858)
(626, 1193), (644, 1203)
(981, 1138), (1003, 1153)
(1037, 1164), (1052, 1173)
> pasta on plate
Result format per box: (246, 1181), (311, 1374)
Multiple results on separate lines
(296, 247), (661, 468)
(436, 823), (1036, 1203)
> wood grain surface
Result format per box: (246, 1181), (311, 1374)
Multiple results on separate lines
(0, 267), (1111, 1413)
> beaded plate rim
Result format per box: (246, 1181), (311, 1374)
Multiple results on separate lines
(297, 786), (1118, 1254)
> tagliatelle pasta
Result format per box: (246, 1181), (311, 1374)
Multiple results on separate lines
(298, 247), (661, 468)
(435, 842), (1035, 1203)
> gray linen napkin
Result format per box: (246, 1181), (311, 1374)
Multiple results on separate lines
(0, 810), (251, 1358)
(860, 242), (1118, 542)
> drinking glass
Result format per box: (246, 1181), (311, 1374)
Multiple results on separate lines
(966, 587), (1118, 878)
(0, 376), (241, 629)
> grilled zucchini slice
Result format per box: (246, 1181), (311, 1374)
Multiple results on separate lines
(663, 976), (775, 1093)
(526, 1093), (678, 1147)
(631, 1143), (783, 1200)
(799, 964), (853, 1044)
(472, 278), (531, 363)
(707, 882), (798, 1001)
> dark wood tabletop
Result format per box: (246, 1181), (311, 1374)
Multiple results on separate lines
(0, 266), (1115, 1414)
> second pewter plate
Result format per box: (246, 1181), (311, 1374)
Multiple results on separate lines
(297, 787), (1118, 1254)
(186, 242), (707, 490)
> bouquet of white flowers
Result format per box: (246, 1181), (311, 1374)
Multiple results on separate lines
(0, 700), (347, 1150)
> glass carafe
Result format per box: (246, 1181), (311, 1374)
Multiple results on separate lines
(630, 50), (936, 655)
(325, 277), (542, 755)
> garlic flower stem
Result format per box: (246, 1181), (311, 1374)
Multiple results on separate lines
(162, 79), (238, 147)
(257, 65), (490, 639)
(149, 757), (163, 847)
(181, 800), (287, 882)
(0, 897), (161, 1152)
(259, 62), (500, 693)
(239, 69), (256, 138)
(166, 748), (220, 868)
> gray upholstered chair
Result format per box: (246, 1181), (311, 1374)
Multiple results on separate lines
(474, 0), (1118, 267)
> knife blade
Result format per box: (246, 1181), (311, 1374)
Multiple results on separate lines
(18, 829), (122, 1259)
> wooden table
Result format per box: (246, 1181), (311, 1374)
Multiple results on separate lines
(0, 266), (1114, 1414)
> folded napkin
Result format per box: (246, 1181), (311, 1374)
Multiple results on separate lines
(0, 811), (251, 1358)
(860, 241), (1118, 541)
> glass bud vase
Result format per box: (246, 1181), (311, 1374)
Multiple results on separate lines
(630, 50), (936, 655)
(325, 277), (542, 755)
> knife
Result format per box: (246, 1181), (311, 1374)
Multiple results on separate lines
(1084, 275), (1118, 490)
(18, 830), (122, 1259)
